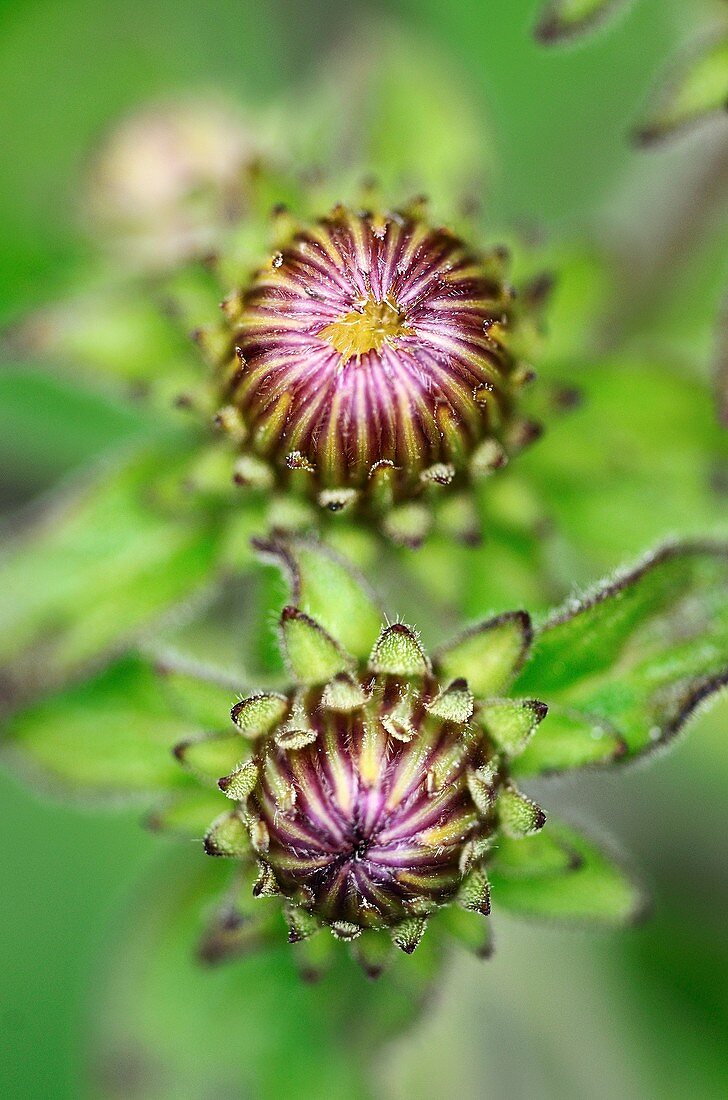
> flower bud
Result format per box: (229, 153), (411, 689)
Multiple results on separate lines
(87, 100), (257, 267)
(182, 542), (550, 974)
(209, 202), (543, 540)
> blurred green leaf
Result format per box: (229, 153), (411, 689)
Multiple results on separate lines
(716, 291), (728, 427)
(489, 828), (575, 879)
(520, 360), (728, 578)
(300, 26), (493, 213)
(617, 907), (728, 1096)
(402, 518), (553, 629)
(6, 280), (209, 412)
(0, 368), (146, 493)
(359, 31), (492, 209)
(147, 787), (230, 837)
(415, 354), (727, 628)
(635, 29), (728, 146)
(534, 0), (630, 45)
(90, 851), (440, 1100)
(173, 731), (246, 786)
(490, 820), (644, 925)
(1, 655), (195, 798)
(514, 542), (728, 766)
(0, 439), (224, 697)
(153, 652), (240, 730)
(147, 566), (285, 692)
(466, 480), (566, 618)
(525, 248), (612, 370)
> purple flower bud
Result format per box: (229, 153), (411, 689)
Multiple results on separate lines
(252, 674), (492, 927)
(203, 600), (548, 972)
(213, 205), (539, 531)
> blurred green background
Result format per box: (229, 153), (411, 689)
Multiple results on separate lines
(1, 0), (726, 1097)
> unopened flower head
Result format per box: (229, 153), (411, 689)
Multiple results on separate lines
(246, 644), (500, 931)
(18, 129), (546, 545)
(180, 539), (553, 975)
(208, 202), (541, 542)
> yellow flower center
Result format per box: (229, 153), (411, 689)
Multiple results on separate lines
(319, 296), (412, 361)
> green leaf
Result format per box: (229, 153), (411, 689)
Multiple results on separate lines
(520, 360), (728, 579)
(513, 704), (626, 776)
(148, 565), (280, 690)
(9, 280), (208, 410)
(514, 543), (728, 766)
(715, 291), (728, 428)
(489, 829), (576, 879)
(154, 653), (240, 730)
(1, 655), (197, 799)
(635, 30), (728, 146)
(0, 440), (224, 699)
(363, 33), (493, 208)
(534, 0), (630, 44)
(257, 536), (383, 661)
(518, 247), (613, 370)
(436, 612), (532, 699)
(90, 851), (441, 1100)
(350, 930), (393, 980)
(295, 29), (494, 212)
(439, 905), (493, 959)
(174, 733), (247, 786)
(147, 788), (226, 838)
(490, 820), (644, 926)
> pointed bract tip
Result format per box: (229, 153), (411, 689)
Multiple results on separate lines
(498, 782), (547, 838)
(392, 915), (428, 954)
(426, 678), (475, 723)
(480, 697), (549, 756)
(284, 904), (319, 943)
(369, 623), (430, 677)
(231, 692), (289, 738)
(252, 860), (281, 897)
(218, 759), (259, 801)
(203, 810), (250, 858)
(458, 868), (492, 916)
